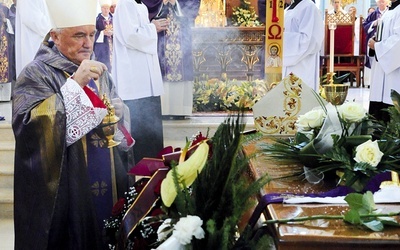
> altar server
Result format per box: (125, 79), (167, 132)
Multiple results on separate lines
(15, 0), (51, 77)
(368, 0), (400, 122)
(112, 0), (165, 162)
(282, 0), (324, 91)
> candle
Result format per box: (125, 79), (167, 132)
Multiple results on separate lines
(328, 22), (337, 73)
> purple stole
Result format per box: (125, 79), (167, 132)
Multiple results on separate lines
(86, 79), (115, 230)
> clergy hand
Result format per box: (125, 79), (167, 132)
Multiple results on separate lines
(152, 18), (169, 33)
(104, 29), (113, 37)
(73, 60), (108, 88)
(368, 37), (376, 50)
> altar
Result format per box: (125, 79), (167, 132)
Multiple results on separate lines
(191, 27), (265, 82)
(242, 134), (400, 249)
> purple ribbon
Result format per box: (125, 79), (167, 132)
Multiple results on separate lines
(248, 172), (392, 229)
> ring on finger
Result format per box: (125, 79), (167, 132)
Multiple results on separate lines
(90, 66), (98, 73)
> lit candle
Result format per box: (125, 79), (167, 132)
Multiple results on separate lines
(328, 22), (337, 73)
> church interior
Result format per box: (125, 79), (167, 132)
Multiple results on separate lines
(1, 0), (396, 249)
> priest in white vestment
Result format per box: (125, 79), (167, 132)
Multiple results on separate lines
(368, 0), (400, 122)
(282, 0), (324, 92)
(15, 0), (51, 77)
(327, 0), (346, 15)
(112, 0), (165, 162)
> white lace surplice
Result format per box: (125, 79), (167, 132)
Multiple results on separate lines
(61, 78), (107, 146)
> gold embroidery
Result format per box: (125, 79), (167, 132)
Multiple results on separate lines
(254, 75), (302, 135)
(165, 11), (183, 82)
(0, 33), (9, 83)
(90, 132), (107, 148)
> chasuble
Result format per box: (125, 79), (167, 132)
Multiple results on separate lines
(12, 42), (131, 249)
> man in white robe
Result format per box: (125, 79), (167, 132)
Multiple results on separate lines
(328, 0), (346, 15)
(282, 0), (324, 91)
(112, 0), (167, 163)
(15, 0), (51, 77)
(368, 0), (400, 122)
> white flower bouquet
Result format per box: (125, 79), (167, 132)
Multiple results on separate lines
(264, 97), (400, 192)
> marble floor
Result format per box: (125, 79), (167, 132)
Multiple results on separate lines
(0, 86), (370, 249)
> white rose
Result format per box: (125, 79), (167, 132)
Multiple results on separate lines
(172, 215), (205, 245)
(338, 102), (367, 123)
(296, 108), (326, 131)
(354, 140), (383, 167)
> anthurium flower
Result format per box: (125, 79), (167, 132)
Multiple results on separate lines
(161, 141), (209, 207)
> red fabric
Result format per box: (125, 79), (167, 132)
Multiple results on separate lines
(156, 146), (174, 158)
(128, 158), (167, 176)
(83, 86), (106, 109)
(119, 169), (169, 248)
(326, 25), (354, 55)
(360, 27), (367, 56)
(334, 62), (356, 66)
(117, 123), (134, 146)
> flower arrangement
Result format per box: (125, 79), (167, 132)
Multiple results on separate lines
(263, 91), (400, 192)
(104, 101), (400, 249)
(104, 178), (164, 249)
(193, 78), (270, 112)
(104, 113), (274, 249)
(231, 0), (262, 27)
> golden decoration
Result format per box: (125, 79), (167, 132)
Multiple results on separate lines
(340, 0), (357, 6)
(94, 94), (121, 148)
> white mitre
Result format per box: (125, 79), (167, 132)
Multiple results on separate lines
(99, 0), (112, 6)
(45, 0), (97, 29)
(112, 0), (119, 5)
(253, 73), (325, 135)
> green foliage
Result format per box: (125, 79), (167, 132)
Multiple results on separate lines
(320, 72), (351, 85)
(384, 90), (400, 138)
(263, 98), (400, 192)
(263, 192), (400, 232)
(160, 112), (273, 249)
(185, 112), (272, 249)
(343, 191), (400, 231)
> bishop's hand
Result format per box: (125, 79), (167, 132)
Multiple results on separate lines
(73, 60), (107, 87)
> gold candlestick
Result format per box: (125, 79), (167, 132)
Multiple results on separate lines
(323, 22), (348, 106)
(328, 22), (336, 73)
